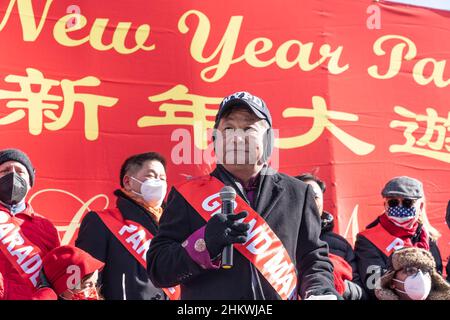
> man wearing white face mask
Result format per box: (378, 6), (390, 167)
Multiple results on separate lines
(355, 176), (444, 299)
(375, 247), (450, 300)
(76, 152), (177, 300)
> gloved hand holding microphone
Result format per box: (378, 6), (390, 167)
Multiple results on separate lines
(204, 185), (250, 266)
(204, 210), (250, 259)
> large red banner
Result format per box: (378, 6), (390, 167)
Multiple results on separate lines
(0, 0), (448, 272)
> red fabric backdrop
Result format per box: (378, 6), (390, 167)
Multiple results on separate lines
(0, 0), (448, 273)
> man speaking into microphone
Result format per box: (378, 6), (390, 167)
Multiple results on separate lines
(147, 91), (340, 300)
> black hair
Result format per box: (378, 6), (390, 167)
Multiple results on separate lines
(119, 152), (166, 187)
(295, 173), (326, 193)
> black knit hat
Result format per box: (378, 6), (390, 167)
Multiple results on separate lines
(0, 149), (35, 186)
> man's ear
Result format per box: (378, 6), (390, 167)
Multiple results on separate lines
(123, 175), (131, 190)
(26, 178), (32, 190)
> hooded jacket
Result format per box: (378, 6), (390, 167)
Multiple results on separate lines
(0, 203), (60, 300)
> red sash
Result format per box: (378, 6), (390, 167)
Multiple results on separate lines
(95, 208), (180, 300)
(175, 175), (298, 300)
(0, 211), (43, 288)
(360, 223), (412, 256)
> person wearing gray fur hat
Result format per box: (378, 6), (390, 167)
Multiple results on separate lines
(375, 247), (450, 300)
(355, 176), (444, 299)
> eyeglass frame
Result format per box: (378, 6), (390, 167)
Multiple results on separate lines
(394, 266), (432, 277)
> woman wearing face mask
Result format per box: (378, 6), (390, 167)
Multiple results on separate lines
(0, 149), (60, 300)
(375, 247), (450, 300)
(75, 152), (172, 300)
(355, 176), (444, 300)
(33, 245), (104, 300)
(296, 173), (367, 300)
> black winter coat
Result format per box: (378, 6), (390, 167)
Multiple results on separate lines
(355, 217), (443, 299)
(75, 190), (165, 300)
(147, 165), (339, 300)
(320, 212), (367, 300)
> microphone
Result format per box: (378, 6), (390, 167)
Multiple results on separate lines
(220, 186), (236, 269)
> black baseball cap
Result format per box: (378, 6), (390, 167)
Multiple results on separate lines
(214, 91), (272, 128)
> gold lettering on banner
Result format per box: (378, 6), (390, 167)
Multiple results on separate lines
(0, 68), (118, 140)
(276, 96), (375, 155)
(0, 0), (52, 41)
(138, 86), (374, 155)
(29, 189), (110, 245)
(138, 84), (222, 150)
(0, 0), (155, 54)
(179, 10), (349, 82)
(389, 106), (450, 163)
(53, 14), (155, 54)
(368, 35), (450, 88)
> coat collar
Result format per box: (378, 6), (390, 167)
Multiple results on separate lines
(0, 201), (34, 218)
(113, 189), (159, 227)
(211, 165), (284, 219)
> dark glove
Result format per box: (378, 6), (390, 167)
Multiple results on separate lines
(38, 269), (51, 289)
(205, 211), (250, 258)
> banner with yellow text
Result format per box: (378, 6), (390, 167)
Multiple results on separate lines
(0, 0), (448, 273)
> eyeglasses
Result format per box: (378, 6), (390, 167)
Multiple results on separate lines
(402, 266), (432, 276)
(387, 198), (416, 208)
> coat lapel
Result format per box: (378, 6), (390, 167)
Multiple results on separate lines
(255, 168), (284, 220)
(211, 165), (249, 204)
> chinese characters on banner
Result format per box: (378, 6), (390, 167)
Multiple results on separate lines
(0, 0), (448, 265)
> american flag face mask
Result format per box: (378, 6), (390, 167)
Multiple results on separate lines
(387, 206), (418, 228)
(388, 205), (417, 218)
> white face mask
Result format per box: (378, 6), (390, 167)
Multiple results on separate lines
(393, 270), (432, 300)
(130, 177), (167, 208)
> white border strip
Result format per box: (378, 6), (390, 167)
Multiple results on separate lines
(384, 0), (450, 11)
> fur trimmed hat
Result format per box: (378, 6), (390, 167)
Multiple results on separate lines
(375, 247), (450, 300)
